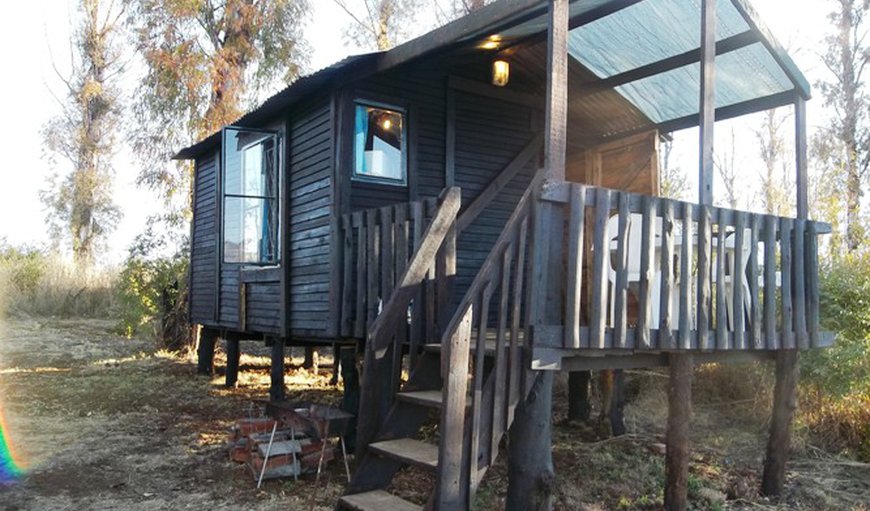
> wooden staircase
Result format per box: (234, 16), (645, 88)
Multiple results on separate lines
(337, 184), (538, 510)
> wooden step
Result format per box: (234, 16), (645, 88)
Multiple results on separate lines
(339, 490), (422, 511)
(396, 390), (444, 408)
(369, 438), (439, 471)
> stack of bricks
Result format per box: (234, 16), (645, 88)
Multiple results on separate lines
(227, 418), (334, 481)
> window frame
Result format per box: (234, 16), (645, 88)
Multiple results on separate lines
(350, 99), (409, 187)
(220, 126), (282, 266)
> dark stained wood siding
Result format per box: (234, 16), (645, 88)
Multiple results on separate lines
(288, 98), (334, 333)
(453, 91), (538, 298)
(190, 152), (218, 324)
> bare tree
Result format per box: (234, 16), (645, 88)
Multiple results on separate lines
(432, 0), (489, 22)
(754, 109), (794, 216)
(42, 0), (124, 266)
(334, 0), (422, 51)
(659, 137), (690, 200)
(714, 128), (740, 209)
(818, 0), (870, 251)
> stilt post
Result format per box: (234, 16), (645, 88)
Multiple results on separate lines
(270, 337), (285, 401)
(225, 338), (240, 388)
(197, 327), (217, 375)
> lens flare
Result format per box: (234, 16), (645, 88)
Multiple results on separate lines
(0, 404), (25, 485)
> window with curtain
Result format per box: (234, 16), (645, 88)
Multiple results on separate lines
(352, 102), (406, 185)
(222, 127), (279, 264)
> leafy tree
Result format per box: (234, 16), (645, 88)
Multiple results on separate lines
(659, 137), (689, 200)
(126, 0), (311, 208)
(754, 108), (794, 216)
(817, 0), (870, 251)
(42, 0), (124, 266)
(334, 0), (422, 51)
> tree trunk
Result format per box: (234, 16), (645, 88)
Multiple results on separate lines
(507, 372), (555, 511)
(761, 351), (799, 496)
(665, 354), (693, 511)
(567, 371), (591, 422)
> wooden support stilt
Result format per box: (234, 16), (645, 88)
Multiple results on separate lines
(225, 338), (240, 388)
(762, 350), (799, 495)
(303, 346), (315, 369)
(665, 354), (693, 511)
(339, 346), (360, 453)
(270, 337), (285, 402)
(197, 328), (217, 375)
(567, 371), (591, 422)
(506, 372), (555, 511)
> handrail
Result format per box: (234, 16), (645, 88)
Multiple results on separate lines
(435, 173), (539, 509)
(368, 186), (462, 357)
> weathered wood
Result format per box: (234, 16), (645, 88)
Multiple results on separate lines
(564, 183), (587, 348)
(492, 248), (513, 459)
(367, 210), (380, 331)
(436, 222), (457, 335)
(659, 200), (675, 349)
(225, 338), (240, 388)
(457, 133), (543, 232)
(613, 192), (630, 348)
(678, 202), (693, 350)
(733, 212), (747, 349)
(664, 353), (693, 511)
(471, 283), (494, 485)
(637, 195), (656, 349)
(197, 329), (217, 375)
(806, 222), (820, 348)
(590, 188), (611, 349)
(697, 205), (712, 349)
(749, 214), (762, 348)
(780, 218), (794, 350)
(508, 217), (529, 424)
(355, 213), (367, 338)
(793, 219), (807, 348)
(435, 309), (472, 509)
(715, 213), (728, 349)
(270, 337), (285, 401)
(380, 206), (395, 313)
(543, 0), (569, 180)
(763, 215), (778, 349)
(761, 350), (799, 496)
(506, 371), (554, 511)
(341, 216), (354, 337)
(410, 201), (424, 365)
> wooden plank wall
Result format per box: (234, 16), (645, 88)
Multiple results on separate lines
(288, 98), (335, 334)
(453, 91), (538, 299)
(190, 152), (219, 324)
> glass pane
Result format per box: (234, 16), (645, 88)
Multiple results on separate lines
(223, 196), (278, 263)
(224, 128), (276, 197)
(354, 104), (405, 183)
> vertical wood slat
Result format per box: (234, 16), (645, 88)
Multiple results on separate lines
(410, 201), (424, 359)
(590, 188), (611, 349)
(780, 218), (794, 350)
(354, 213), (367, 339)
(613, 192), (630, 348)
(436, 223), (458, 337)
(733, 212), (747, 350)
(716, 211), (728, 349)
(392, 205), (409, 392)
(679, 202), (694, 350)
(492, 246), (513, 462)
(636, 195), (656, 349)
(366, 211), (380, 331)
(508, 217), (528, 425)
(564, 183), (587, 349)
(749, 214), (762, 348)
(470, 283), (493, 487)
(436, 309), (472, 509)
(340, 216), (354, 337)
(697, 206), (713, 350)
(792, 219), (808, 349)
(806, 222), (820, 348)
(659, 200), (675, 349)
(763, 216), (778, 349)
(380, 207), (395, 308)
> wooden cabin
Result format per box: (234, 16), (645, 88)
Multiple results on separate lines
(176, 0), (833, 509)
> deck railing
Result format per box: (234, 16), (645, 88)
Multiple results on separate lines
(532, 180), (832, 354)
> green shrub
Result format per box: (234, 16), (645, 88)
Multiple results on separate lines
(115, 252), (189, 343)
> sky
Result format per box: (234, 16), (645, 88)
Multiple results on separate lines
(0, 0), (833, 265)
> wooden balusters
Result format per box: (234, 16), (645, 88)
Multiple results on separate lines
(590, 188), (611, 349)
(564, 184), (586, 349)
(733, 212), (746, 350)
(679, 202), (694, 350)
(637, 195), (656, 350)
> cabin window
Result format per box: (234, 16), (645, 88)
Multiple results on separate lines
(222, 127), (280, 264)
(352, 101), (406, 185)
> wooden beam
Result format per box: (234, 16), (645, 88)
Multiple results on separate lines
(447, 75), (542, 109)
(543, 0), (569, 180)
(795, 97), (808, 219)
(698, 0), (717, 206)
(457, 132), (543, 232)
(577, 31), (757, 98)
(445, 87), (456, 188)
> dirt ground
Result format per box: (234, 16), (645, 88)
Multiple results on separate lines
(0, 318), (867, 510)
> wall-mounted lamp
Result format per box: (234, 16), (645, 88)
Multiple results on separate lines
(492, 59), (510, 87)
